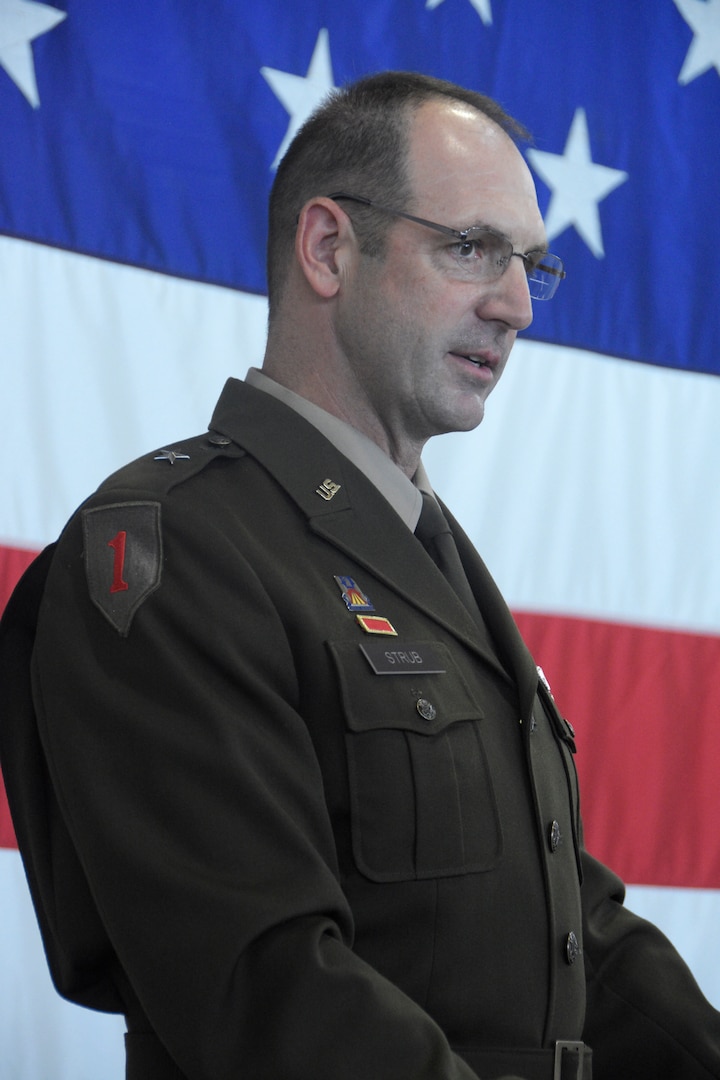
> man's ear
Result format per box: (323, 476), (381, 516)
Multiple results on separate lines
(294, 197), (355, 299)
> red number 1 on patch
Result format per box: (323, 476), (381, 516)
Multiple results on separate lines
(108, 531), (130, 594)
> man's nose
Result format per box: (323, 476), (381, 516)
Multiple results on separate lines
(477, 256), (534, 331)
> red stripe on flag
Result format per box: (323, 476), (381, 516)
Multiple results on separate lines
(2, 544), (719, 889)
(0, 781), (17, 849)
(515, 611), (720, 890)
(1, 544), (40, 849)
(0, 543), (38, 613)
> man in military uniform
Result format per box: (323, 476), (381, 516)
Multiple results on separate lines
(2, 71), (719, 1079)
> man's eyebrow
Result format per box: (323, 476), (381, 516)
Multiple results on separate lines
(462, 221), (549, 252)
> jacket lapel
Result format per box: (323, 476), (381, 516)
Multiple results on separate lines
(210, 378), (534, 692)
(443, 501), (539, 721)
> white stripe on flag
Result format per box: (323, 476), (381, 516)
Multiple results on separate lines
(0, 234), (266, 549)
(625, 885), (720, 1010)
(424, 338), (720, 636)
(1, 849), (718, 1080)
(0, 849), (126, 1080)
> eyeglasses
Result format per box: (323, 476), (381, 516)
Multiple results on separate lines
(328, 191), (566, 301)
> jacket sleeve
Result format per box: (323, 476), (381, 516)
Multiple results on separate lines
(580, 848), (720, 1079)
(30, 492), (483, 1080)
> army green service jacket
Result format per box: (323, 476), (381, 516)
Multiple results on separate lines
(2, 378), (719, 1080)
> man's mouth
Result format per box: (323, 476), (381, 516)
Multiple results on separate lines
(450, 351), (497, 371)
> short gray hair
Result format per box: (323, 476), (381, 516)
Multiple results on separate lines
(266, 70), (530, 321)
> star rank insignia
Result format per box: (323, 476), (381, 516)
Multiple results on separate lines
(154, 449), (190, 465)
(334, 575), (374, 612)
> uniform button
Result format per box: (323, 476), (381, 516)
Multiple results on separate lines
(548, 820), (563, 852)
(207, 434), (231, 446)
(416, 698), (437, 721)
(565, 931), (581, 965)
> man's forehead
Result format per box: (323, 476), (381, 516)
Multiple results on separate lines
(407, 100), (543, 238)
(409, 100), (516, 174)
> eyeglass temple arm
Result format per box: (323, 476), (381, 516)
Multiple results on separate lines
(331, 192), (566, 281)
(329, 192), (461, 239)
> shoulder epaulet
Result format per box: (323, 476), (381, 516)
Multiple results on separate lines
(98, 430), (246, 498)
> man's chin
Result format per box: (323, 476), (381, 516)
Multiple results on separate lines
(433, 402), (487, 438)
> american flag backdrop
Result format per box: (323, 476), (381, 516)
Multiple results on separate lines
(1, 1), (719, 1075)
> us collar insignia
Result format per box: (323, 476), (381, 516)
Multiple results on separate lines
(334, 575), (374, 612)
(356, 615), (397, 636)
(316, 478), (341, 501)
